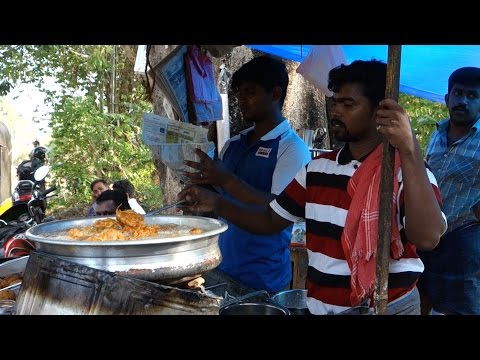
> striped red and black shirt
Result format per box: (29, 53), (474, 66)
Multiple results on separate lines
(270, 145), (444, 315)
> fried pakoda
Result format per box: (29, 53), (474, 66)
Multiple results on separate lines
(0, 290), (16, 301)
(0, 274), (22, 289)
(116, 209), (144, 228)
(123, 224), (161, 238)
(67, 228), (88, 240)
(93, 218), (121, 230)
(190, 228), (203, 235)
(86, 228), (127, 241)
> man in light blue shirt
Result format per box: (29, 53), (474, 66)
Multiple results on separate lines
(419, 67), (480, 315)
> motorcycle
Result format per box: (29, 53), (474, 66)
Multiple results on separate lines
(0, 165), (57, 258)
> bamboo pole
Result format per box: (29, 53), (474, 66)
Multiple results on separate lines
(373, 45), (402, 315)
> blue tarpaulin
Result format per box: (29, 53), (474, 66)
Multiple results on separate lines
(248, 45), (480, 103)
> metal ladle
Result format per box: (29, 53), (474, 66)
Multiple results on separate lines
(145, 200), (186, 216)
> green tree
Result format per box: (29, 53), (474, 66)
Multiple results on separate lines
(399, 93), (449, 155)
(0, 45), (163, 214)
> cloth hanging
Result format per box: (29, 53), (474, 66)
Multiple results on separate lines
(185, 45), (223, 123)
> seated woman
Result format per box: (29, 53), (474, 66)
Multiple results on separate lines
(95, 189), (131, 216)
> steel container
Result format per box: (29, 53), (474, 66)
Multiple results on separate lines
(25, 215), (228, 284)
(219, 302), (291, 315)
(271, 289), (309, 315)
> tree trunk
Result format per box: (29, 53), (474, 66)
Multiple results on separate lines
(213, 46), (330, 147)
(148, 45), (183, 208)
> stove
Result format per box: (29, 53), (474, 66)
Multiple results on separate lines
(14, 252), (222, 315)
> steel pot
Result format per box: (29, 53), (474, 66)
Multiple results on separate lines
(219, 290), (291, 315)
(219, 302), (291, 315)
(25, 215), (228, 284)
(272, 289), (309, 315)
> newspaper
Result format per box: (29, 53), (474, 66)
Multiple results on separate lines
(150, 142), (215, 183)
(142, 113), (208, 145)
(152, 45), (190, 123)
(142, 113), (213, 183)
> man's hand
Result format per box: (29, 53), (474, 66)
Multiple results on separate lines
(177, 185), (220, 213)
(183, 148), (232, 186)
(375, 99), (417, 156)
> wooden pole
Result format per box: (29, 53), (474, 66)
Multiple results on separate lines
(373, 45), (402, 315)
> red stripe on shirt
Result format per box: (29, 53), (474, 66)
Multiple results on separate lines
(308, 233), (346, 260)
(283, 178), (306, 208)
(307, 280), (353, 307)
(308, 185), (351, 210)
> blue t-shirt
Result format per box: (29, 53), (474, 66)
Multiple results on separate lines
(217, 120), (311, 292)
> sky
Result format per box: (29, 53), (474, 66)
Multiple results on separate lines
(1, 79), (56, 182)
(6, 79), (57, 140)
(7, 82), (53, 117)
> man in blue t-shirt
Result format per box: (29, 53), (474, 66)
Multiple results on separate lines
(183, 56), (311, 293)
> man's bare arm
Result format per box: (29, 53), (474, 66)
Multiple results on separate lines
(178, 185), (292, 234)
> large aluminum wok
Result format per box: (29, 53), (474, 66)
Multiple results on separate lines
(25, 215), (228, 284)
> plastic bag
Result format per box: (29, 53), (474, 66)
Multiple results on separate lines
(296, 45), (347, 96)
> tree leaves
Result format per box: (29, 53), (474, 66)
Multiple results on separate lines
(0, 45), (163, 212)
(0, 80), (12, 96)
(399, 94), (448, 154)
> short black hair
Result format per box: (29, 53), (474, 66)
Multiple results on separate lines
(33, 140), (39, 146)
(90, 179), (108, 191)
(112, 179), (136, 198)
(231, 55), (289, 108)
(96, 189), (131, 211)
(328, 59), (387, 108)
(448, 67), (480, 94)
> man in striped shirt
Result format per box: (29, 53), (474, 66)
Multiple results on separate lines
(179, 60), (447, 315)
(418, 67), (480, 315)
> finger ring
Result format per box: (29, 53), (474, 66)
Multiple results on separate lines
(376, 125), (381, 131)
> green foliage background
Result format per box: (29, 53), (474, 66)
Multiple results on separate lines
(0, 45), (163, 215)
(399, 93), (449, 154)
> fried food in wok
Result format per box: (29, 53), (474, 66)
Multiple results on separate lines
(66, 209), (203, 242)
(0, 273), (22, 289)
(94, 218), (120, 230)
(68, 228), (88, 240)
(86, 228), (127, 241)
(116, 209), (144, 228)
(0, 273), (22, 301)
(0, 290), (16, 301)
